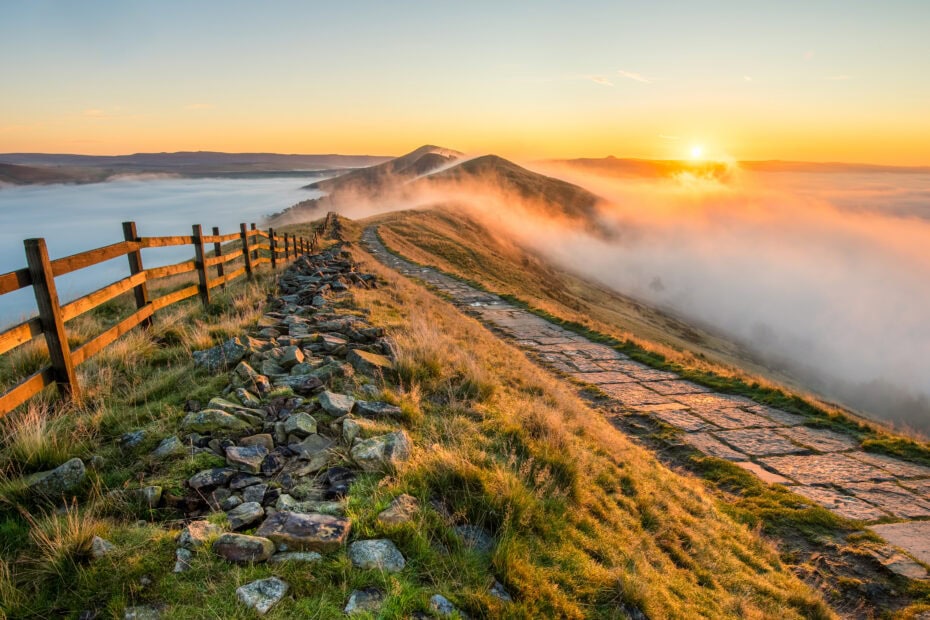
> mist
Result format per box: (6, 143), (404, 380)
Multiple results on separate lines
(314, 160), (930, 434)
(0, 176), (325, 323)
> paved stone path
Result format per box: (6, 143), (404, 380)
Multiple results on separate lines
(362, 227), (930, 567)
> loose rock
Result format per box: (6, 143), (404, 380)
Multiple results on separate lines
(377, 494), (419, 526)
(25, 457), (86, 497)
(227, 501), (265, 530)
(255, 510), (351, 552)
(319, 391), (355, 416)
(236, 577), (288, 615)
(213, 533), (275, 563)
(344, 588), (385, 615)
(351, 431), (411, 472)
(177, 520), (222, 548)
(348, 539), (406, 572)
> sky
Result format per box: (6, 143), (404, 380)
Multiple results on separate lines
(2, 1), (929, 164)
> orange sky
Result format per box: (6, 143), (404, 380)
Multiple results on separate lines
(2, 2), (929, 165)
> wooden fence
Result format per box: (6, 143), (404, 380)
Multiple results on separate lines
(0, 212), (335, 417)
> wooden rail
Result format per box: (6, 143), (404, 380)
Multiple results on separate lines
(0, 213), (337, 417)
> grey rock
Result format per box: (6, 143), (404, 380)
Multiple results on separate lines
(262, 359), (286, 376)
(350, 431), (411, 472)
(254, 510), (351, 552)
(235, 361), (259, 381)
(279, 345), (305, 369)
(226, 445), (268, 473)
(121, 430), (147, 448)
(344, 588), (384, 615)
(227, 501), (264, 530)
(26, 457), (86, 497)
(455, 524), (494, 553)
(151, 436), (186, 459)
(173, 547), (193, 573)
(88, 454), (106, 470)
(90, 536), (115, 559)
(236, 387), (262, 408)
(283, 412), (317, 438)
(177, 520), (222, 548)
(230, 474), (263, 490)
(309, 361), (348, 382)
(342, 418), (360, 445)
(276, 494), (344, 516)
(269, 551), (322, 564)
(430, 594), (459, 617)
(243, 484), (268, 504)
(490, 580), (513, 602)
(239, 433), (274, 452)
(290, 434), (334, 460)
(274, 374), (325, 395)
(188, 467), (235, 490)
(347, 349), (394, 376)
(236, 577), (288, 615)
(124, 606), (160, 620)
(181, 409), (253, 434)
(220, 495), (243, 511)
(193, 337), (251, 372)
(213, 533), (275, 563)
(354, 400), (402, 418)
(319, 391), (355, 416)
(348, 539), (406, 572)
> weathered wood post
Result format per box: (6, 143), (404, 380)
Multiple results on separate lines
(269, 228), (277, 270)
(24, 238), (80, 400)
(292, 235), (298, 257)
(122, 221), (152, 329)
(192, 224), (211, 307)
(283, 233), (290, 261)
(240, 223), (254, 280)
(211, 226), (226, 290)
(250, 223), (259, 262)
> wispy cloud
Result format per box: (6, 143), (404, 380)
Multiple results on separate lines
(185, 103), (215, 110)
(83, 109), (106, 118)
(743, 75), (753, 82)
(825, 75), (852, 81)
(587, 75), (613, 87)
(617, 69), (651, 83)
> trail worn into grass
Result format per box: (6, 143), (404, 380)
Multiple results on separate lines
(362, 226), (930, 573)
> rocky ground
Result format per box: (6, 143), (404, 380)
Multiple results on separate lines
(23, 223), (506, 617)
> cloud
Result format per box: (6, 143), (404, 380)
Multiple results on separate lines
(185, 103), (215, 110)
(617, 69), (651, 83)
(588, 76), (613, 86)
(743, 76), (752, 82)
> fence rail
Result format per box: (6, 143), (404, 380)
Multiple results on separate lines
(0, 212), (335, 417)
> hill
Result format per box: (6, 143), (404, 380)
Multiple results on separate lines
(304, 145), (462, 193)
(427, 154), (603, 221)
(0, 163), (105, 185)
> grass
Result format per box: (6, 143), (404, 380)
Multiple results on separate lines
(366, 208), (930, 466)
(0, 223), (839, 618)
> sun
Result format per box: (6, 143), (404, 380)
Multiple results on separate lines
(690, 145), (704, 160)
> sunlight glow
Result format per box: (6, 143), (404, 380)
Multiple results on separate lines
(690, 145), (704, 160)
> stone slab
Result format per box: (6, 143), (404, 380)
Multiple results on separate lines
(734, 461), (794, 485)
(672, 393), (756, 409)
(620, 367), (682, 382)
(645, 380), (711, 396)
(775, 426), (857, 453)
(745, 405), (807, 426)
(760, 453), (893, 485)
(652, 409), (718, 432)
(715, 429), (806, 456)
(793, 485), (889, 521)
(692, 408), (780, 430)
(849, 452), (930, 479)
(255, 510), (351, 553)
(568, 371), (638, 385)
(841, 481), (930, 519)
(598, 383), (672, 407)
(680, 432), (746, 461)
(871, 521), (930, 566)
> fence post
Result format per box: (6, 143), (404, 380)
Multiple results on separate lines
(192, 224), (211, 307)
(269, 228), (277, 270)
(122, 221), (152, 329)
(240, 223), (254, 280)
(211, 226), (226, 290)
(24, 238), (80, 400)
(283, 233), (290, 261)
(250, 223), (258, 262)
(292, 235), (298, 257)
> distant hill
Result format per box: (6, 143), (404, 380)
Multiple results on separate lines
(0, 163), (106, 185)
(305, 145), (462, 193)
(426, 155), (603, 221)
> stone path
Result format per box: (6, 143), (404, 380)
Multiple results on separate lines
(362, 226), (930, 568)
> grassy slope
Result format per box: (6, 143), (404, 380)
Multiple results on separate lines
(0, 225), (835, 618)
(369, 207), (930, 465)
